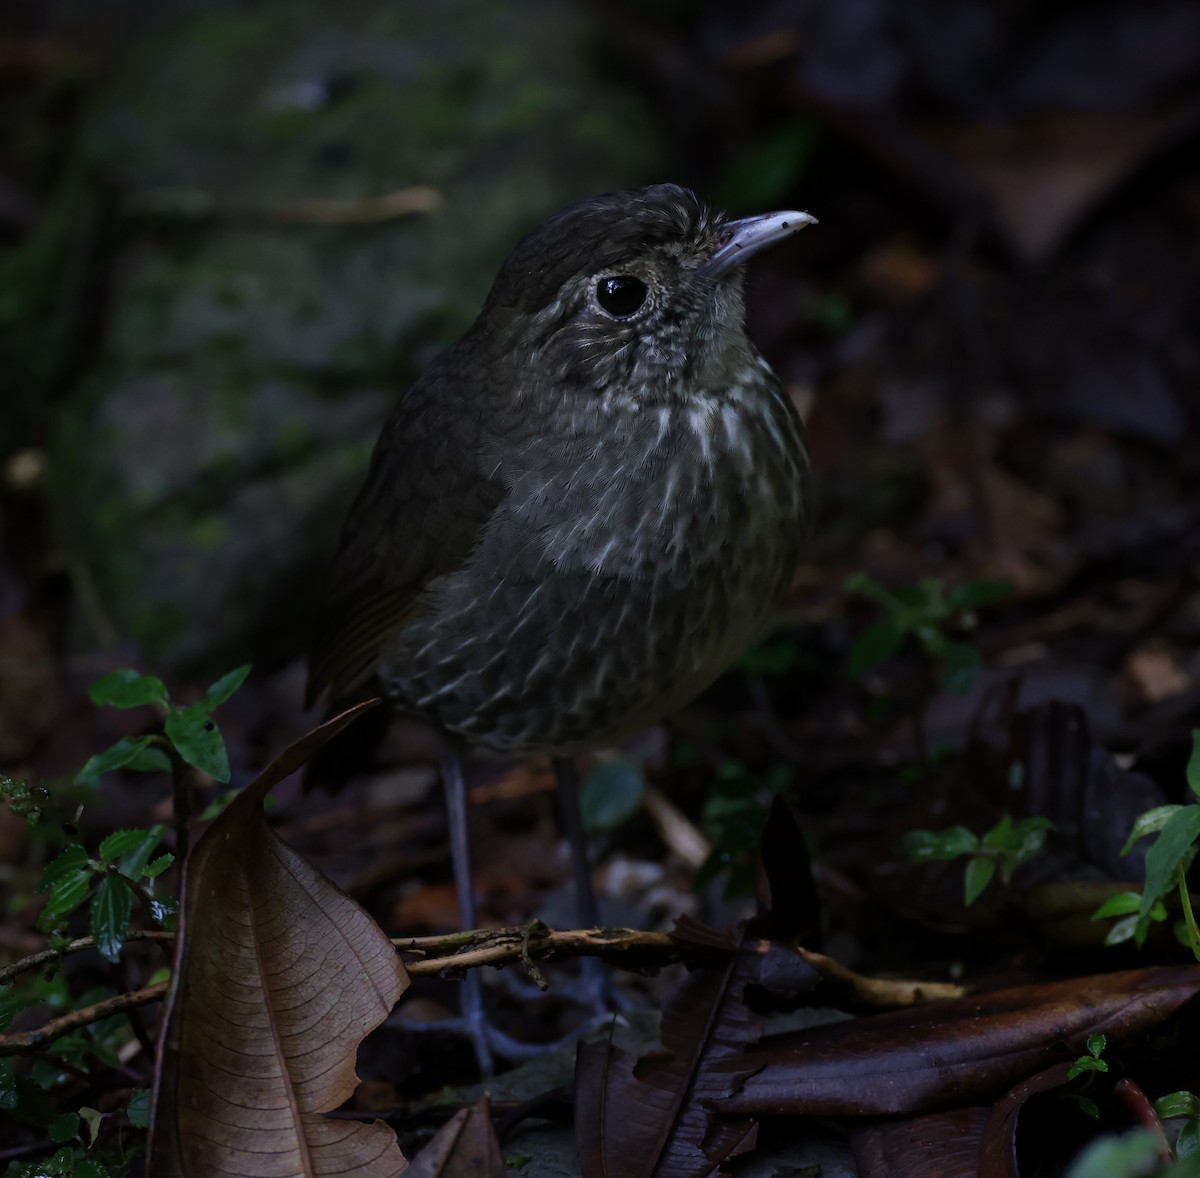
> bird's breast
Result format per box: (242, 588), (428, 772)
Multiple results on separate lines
(513, 367), (808, 583)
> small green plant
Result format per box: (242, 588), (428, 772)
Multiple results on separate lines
(695, 759), (792, 898)
(1062, 1034), (1110, 1119)
(1, 665), (250, 1175)
(75, 665), (250, 786)
(898, 814), (1054, 906)
(844, 574), (1009, 694)
(1156, 1091), (1200, 1161)
(0, 973), (139, 1177)
(37, 828), (174, 961)
(1068, 1034), (1110, 1081)
(1094, 732), (1200, 959)
(1064, 1130), (1174, 1178)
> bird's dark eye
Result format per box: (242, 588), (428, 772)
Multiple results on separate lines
(596, 275), (648, 317)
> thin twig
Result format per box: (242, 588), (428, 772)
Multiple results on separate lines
(1, 985), (166, 1054)
(167, 743), (191, 869)
(0, 930), (174, 984)
(0, 925), (965, 1056)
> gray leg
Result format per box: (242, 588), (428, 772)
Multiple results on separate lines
(440, 744), (494, 1074)
(552, 756), (622, 1013)
(552, 756), (601, 928)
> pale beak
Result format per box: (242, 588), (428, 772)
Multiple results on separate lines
(701, 209), (818, 278)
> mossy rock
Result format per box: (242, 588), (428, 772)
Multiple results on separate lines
(55, 0), (667, 673)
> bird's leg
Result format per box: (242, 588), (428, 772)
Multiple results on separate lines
(440, 744), (494, 1074)
(388, 749), (623, 1067)
(552, 756), (625, 1014)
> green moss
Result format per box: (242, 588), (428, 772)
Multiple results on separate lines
(188, 517), (230, 550)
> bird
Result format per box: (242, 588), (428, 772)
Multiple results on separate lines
(306, 183), (816, 1069)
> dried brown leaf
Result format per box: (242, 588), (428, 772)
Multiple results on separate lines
(575, 928), (762, 1178)
(406, 1096), (502, 1178)
(929, 103), (1200, 261)
(149, 701), (410, 1177)
(851, 1107), (990, 1178)
(979, 1063), (1075, 1178)
(721, 966), (1200, 1117)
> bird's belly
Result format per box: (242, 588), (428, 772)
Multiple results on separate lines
(381, 521), (796, 757)
(381, 383), (807, 754)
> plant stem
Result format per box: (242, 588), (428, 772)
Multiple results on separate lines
(1177, 861), (1200, 962)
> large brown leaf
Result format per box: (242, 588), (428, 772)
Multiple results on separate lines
(148, 702), (410, 1177)
(575, 925), (763, 1178)
(720, 966), (1200, 1117)
(406, 1096), (502, 1178)
(851, 1107), (990, 1178)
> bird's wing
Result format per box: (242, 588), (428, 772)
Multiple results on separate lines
(306, 367), (505, 706)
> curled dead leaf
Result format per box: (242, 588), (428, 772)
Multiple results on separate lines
(149, 702), (410, 1178)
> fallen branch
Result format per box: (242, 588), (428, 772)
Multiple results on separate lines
(0, 924), (964, 1056)
(0, 929), (175, 984)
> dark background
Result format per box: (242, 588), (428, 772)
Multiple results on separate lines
(2, 0), (1200, 1168)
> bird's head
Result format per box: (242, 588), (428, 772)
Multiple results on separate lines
(474, 184), (816, 406)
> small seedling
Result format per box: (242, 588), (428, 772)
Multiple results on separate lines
(1155, 1091), (1200, 1160)
(696, 758), (793, 898)
(1, 665), (252, 1173)
(899, 814), (1054, 906)
(1096, 731), (1200, 958)
(1068, 1034), (1110, 1081)
(76, 664), (250, 786)
(844, 574), (1009, 695)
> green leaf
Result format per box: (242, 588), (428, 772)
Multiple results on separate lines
(843, 572), (892, 605)
(165, 702), (230, 782)
(716, 121), (816, 214)
(40, 846), (93, 917)
(202, 664), (252, 710)
(579, 761), (645, 833)
(125, 742), (173, 773)
(79, 1105), (104, 1145)
(1189, 731), (1200, 801)
(88, 669), (168, 710)
(143, 852), (175, 880)
(1177, 1117), (1200, 1159)
(981, 813), (1015, 852)
(75, 735), (159, 785)
(75, 1161), (113, 1178)
(846, 623), (906, 679)
(1104, 915), (1140, 947)
(100, 827), (156, 865)
(1087, 1033), (1106, 1058)
(947, 580), (1011, 610)
(48, 1111), (78, 1143)
(898, 826), (979, 862)
(1062, 1130), (1160, 1178)
(1093, 891), (1143, 919)
(939, 641), (981, 695)
(127, 1086), (151, 1128)
(1121, 805), (1183, 855)
(1154, 1090), (1200, 1121)
(40, 844), (87, 892)
(1137, 806), (1200, 937)
(150, 895), (178, 927)
(90, 875), (133, 964)
(9, 1072), (56, 1127)
(1066, 1055), (1108, 1080)
(738, 639), (799, 676)
(963, 855), (996, 906)
(107, 826), (165, 878)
